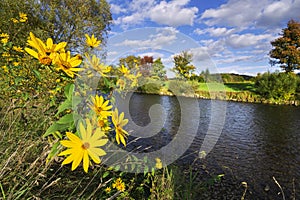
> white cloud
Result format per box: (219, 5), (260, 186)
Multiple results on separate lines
(200, 0), (300, 29)
(194, 27), (236, 37)
(137, 52), (165, 59)
(225, 33), (273, 49)
(218, 65), (271, 76)
(115, 12), (145, 27)
(200, 0), (267, 27)
(149, 0), (198, 26)
(115, 27), (178, 49)
(257, 0), (300, 27)
(218, 55), (253, 64)
(114, 0), (198, 28)
(110, 4), (126, 14)
(129, 0), (156, 11)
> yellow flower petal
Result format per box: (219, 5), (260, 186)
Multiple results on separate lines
(71, 150), (84, 171)
(25, 48), (39, 59)
(83, 151), (89, 173)
(87, 149), (101, 164)
(90, 147), (107, 157)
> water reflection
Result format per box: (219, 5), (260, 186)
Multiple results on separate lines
(122, 94), (300, 198)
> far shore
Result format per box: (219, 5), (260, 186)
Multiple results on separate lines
(134, 90), (300, 107)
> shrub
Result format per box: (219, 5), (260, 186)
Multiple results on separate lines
(168, 80), (194, 96)
(255, 71), (298, 100)
(139, 78), (162, 94)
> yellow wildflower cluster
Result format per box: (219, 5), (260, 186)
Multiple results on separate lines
(84, 54), (111, 77)
(11, 12), (28, 23)
(89, 95), (129, 147)
(112, 178), (126, 192)
(0, 33), (9, 44)
(117, 65), (142, 90)
(25, 32), (83, 78)
(23, 33), (133, 173)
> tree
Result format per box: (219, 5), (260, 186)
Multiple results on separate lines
(119, 55), (141, 70)
(269, 19), (300, 72)
(140, 56), (153, 76)
(152, 58), (166, 79)
(0, 0), (112, 51)
(172, 51), (195, 79)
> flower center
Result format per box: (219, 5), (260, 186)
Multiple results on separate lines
(97, 107), (103, 114)
(98, 119), (105, 127)
(60, 61), (71, 70)
(39, 55), (52, 65)
(81, 142), (90, 150)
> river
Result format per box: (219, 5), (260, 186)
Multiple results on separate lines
(117, 93), (300, 199)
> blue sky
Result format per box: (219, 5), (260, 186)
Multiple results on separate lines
(105, 0), (300, 77)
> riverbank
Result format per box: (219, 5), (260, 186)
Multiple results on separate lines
(137, 80), (300, 106)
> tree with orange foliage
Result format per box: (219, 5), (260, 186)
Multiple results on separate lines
(269, 19), (300, 72)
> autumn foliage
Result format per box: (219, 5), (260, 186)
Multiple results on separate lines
(269, 19), (300, 72)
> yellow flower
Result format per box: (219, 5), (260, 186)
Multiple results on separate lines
(105, 187), (111, 193)
(13, 46), (24, 52)
(119, 65), (130, 76)
(155, 158), (163, 169)
(85, 34), (101, 48)
(90, 95), (112, 118)
(13, 62), (19, 67)
(97, 116), (111, 132)
(112, 178), (125, 192)
(0, 33), (9, 38)
(19, 12), (28, 22)
(0, 33), (9, 44)
(11, 18), (19, 23)
(1, 38), (8, 44)
(59, 119), (108, 173)
(2, 66), (8, 73)
(25, 32), (66, 65)
(54, 51), (83, 78)
(85, 54), (111, 76)
(2, 52), (10, 57)
(112, 108), (129, 147)
(116, 79), (126, 90)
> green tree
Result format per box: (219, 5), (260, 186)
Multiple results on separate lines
(269, 19), (300, 72)
(0, 0), (112, 51)
(152, 58), (166, 79)
(119, 55), (141, 70)
(172, 51), (195, 79)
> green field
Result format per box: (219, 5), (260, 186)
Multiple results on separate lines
(197, 82), (255, 92)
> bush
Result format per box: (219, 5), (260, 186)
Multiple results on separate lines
(255, 71), (298, 100)
(139, 78), (163, 94)
(168, 80), (194, 96)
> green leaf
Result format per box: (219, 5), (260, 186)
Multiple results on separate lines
(43, 122), (70, 138)
(114, 165), (120, 171)
(102, 171), (110, 179)
(46, 141), (61, 163)
(144, 166), (149, 176)
(57, 114), (74, 124)
(33, 69), (41, 81)
(64, 83), (74, 100)
(56, 99), (72, 116)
